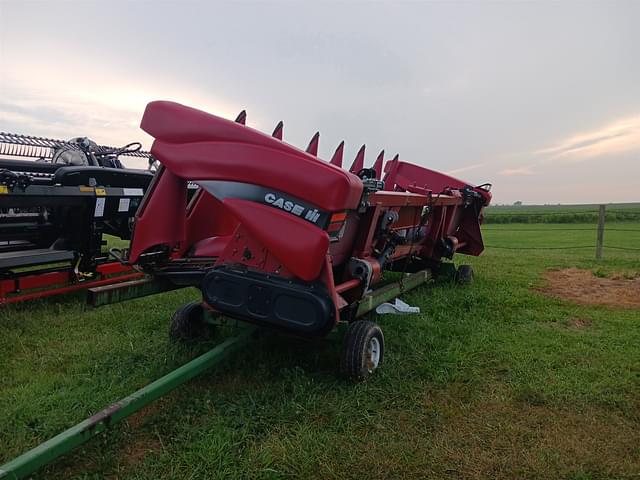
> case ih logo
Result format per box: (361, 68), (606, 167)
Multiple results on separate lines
(264, 192), (321, 223)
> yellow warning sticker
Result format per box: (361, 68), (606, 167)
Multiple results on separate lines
(95, 188), (106, 196)
(0, 186), (8, 194)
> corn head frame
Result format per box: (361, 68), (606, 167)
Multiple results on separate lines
(0, 101), (491, 479)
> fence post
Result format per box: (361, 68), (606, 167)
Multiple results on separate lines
(596, 204), (605, 259)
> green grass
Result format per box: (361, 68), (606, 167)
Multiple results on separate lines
(484, 202), (640, 223)
(1, 222), (639, 479)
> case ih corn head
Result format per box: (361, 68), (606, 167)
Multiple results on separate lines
(120, 100), (491, 379)
(0, 101), (491, 479)
(0, 133), (155, 303)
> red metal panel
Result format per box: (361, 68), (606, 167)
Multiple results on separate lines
(0, 268), (142, 304)
(222, 199), (329, 281)
(129, 168), (187, 263)
(140, 101), (363, 211)
(14, 271), (71, 291)
(151, 141), (362, 212)
(96, 262), (136, 275)
(368, 190), (430, 207)
(386, 160), (492, 205)
(143, 100), (302, 154)
(185, 189), (239, 251)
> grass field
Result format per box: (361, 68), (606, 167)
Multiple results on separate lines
(484, 202), (640, 223)
(1, 219), (639, 479)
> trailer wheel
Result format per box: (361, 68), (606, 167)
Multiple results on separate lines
(455, 264), (474, 285)
(340, 320), (384, 382)
(169, 301), (209, 341)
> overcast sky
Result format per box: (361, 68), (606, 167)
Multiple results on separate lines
(1, 0), (638, 204)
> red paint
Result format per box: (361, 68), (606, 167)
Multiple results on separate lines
(330, 141), (345, 167)
(305, 132), (320, 156)
(335, 278), (361, 294)
(128, 100), (491, 330)
(373, 150), (384, 179)
(0, 264), (141, 305)
(129, 166), (187, 263)
(349, 145), (366, 173)
(222, 199), (329, 281)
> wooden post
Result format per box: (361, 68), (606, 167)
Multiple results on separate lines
(596, 204), (605, 259)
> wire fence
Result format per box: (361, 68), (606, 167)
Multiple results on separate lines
(482, 205), (640, 254)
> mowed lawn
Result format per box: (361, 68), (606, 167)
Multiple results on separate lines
(1, 223), (639, 479)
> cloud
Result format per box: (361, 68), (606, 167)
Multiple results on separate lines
(447, 162), (486, 175)
(535, 115), (640, 162)
(499, 165), (535, 176)
(1, 1), (639, 204)
(0, 67), (246, 169)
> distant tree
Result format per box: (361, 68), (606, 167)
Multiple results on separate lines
(513, 201), (522, 206)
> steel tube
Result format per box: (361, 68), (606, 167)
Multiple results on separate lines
(0, 326), (256, 480)
(335, 278), (361, 294)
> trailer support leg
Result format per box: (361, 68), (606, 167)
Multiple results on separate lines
(0, 326), (256, 480)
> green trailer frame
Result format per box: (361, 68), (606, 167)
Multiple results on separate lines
(0, 269), (432, 479)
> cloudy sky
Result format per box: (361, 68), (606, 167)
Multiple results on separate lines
(1, 0), (638, 204)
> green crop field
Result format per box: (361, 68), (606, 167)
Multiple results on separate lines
(484, 202), (640, 223)
(1, 214), (639, 479)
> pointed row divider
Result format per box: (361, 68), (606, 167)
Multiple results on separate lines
(306, 132), (320, 155)
(231, 110), (397, 186)
(349, 145), (366, 173)
(234, 110), (246, 125)
(272, 121), (283, 140)
(330, 141), (345, 167)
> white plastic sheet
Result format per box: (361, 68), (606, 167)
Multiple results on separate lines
(375, 298), (420, 315)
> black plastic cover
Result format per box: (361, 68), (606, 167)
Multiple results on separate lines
(201, 265), (336, 337)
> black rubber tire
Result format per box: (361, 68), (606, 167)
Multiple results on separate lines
(340, 320), (384, 382)
(455, 264), (474, 285)
(169, 301), (208, 341)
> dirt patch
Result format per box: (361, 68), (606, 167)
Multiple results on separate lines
(568, 317), (592, 329)
(120, 434), (162, 468)
(125, 402), (164, 429)
(538, 268), (640, 308)
(125, 393), (180, 429)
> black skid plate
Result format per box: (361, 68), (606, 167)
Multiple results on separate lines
(201, 265), (335, 337)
